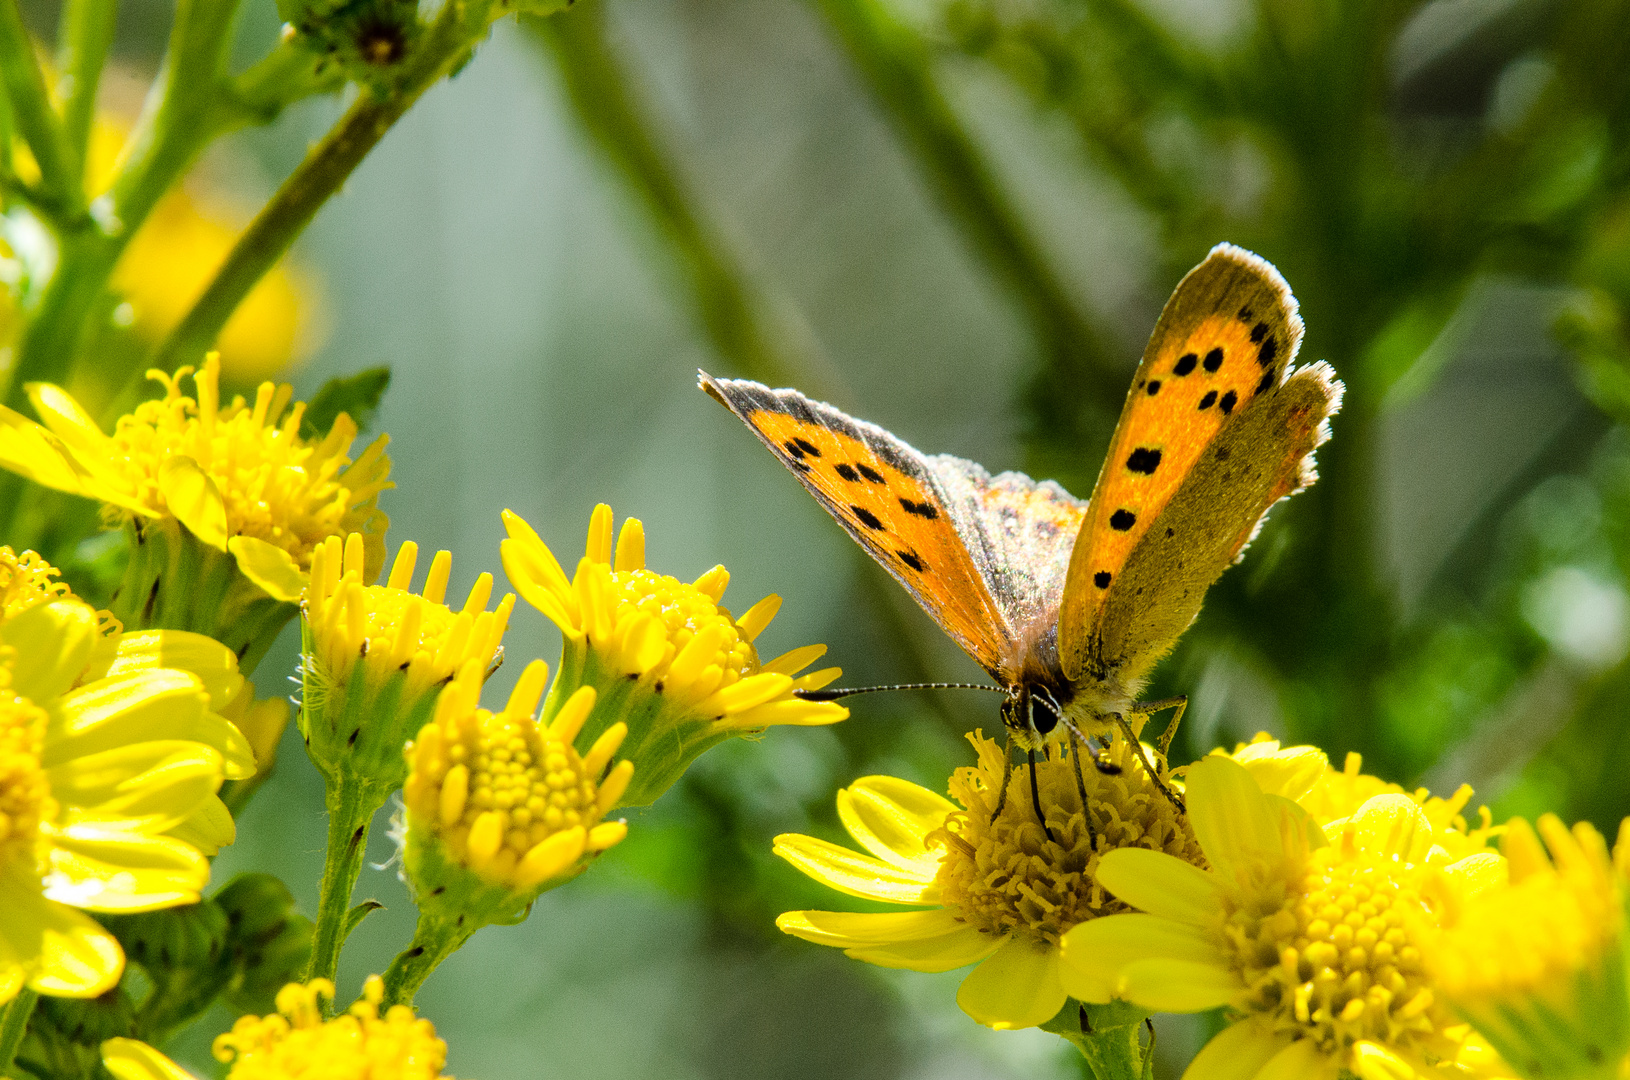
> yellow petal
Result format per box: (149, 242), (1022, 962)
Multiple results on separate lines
(846, 927), (1001, 972)
(1093, 848), (1222, 924)
(1442, 852), (1506, 899)
(43, 825), (210, 911)
(1181, 1019), (1294, 1080)
(837, 777), (953, 872)
(760, 643), (826, 676)
(164, 796), (235, 857)
(776, 908), (966, 946)
(1186, 756), (1289, 882)
(1116, 957), (1239, 1012)
(1058, 914), (1227, 1005)
(102, 1038), (198, 1080)
(156, 457), (228, 550)
(1252, 1036), (1329, 1080)
(1350, 1041), (1420, 1080)
(101, 630), (244, 710)
(46, 742), (223, 827)
(0, 870), (124, 997)
(0, 405), (121, 504)
(1, 599), (100, 702)
(1228, 742), (1327, 802)
(772, 833), (937, 904)
(1347, 794), (1431, 862)
(955, 934), (1067, 1030)
(702, 672), (793, 716)
(47, 670), (255, 779)
(228, 537), (305, 602)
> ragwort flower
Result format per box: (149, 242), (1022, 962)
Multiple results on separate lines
(0, 598), (252, 1005)
(500, 504), (844, 806)
(0, 354), (391, 668)
(776, 729), (1200, 1030)
(101, 975), (451, 1080)
(1058, 755), (1510, 1080)
(1426, 814), (1630, 1080)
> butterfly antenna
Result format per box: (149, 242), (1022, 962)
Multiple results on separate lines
(795, 682), (1006, 702)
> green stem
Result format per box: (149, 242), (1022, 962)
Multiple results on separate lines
(0, 0), (81, 216)
(0, 988), (37, 1079)
(380, 910), (474, 1010)
(152, 3), (483, 372)
(810, 0), (1120, 403)
(55, 0), (117, 164)
(306, 773), (386, 990)
(1042, 1000), (1151, 1079)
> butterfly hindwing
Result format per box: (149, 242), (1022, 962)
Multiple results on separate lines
(1091, 363), (1342, 684)
(1059, 244), (1307, 682)
(700, 372), (1014, 675)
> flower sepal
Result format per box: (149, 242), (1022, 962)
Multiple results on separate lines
(110, 518), (297, 677)
(1039, 999), (1154, 1078)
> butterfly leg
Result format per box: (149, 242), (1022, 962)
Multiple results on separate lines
(1110, 712), (1186, 814)
(1068, 730), (1098, 851)
(1026, 748), (1057, 844)
(1135, 695), (1188, 758)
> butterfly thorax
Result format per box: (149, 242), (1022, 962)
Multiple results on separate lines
(1001, 630), (1137, 752)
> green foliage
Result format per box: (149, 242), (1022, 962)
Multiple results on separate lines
(300, 366), (393, 439)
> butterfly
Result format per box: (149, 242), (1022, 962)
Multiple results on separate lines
(701, 244), (1341, 810)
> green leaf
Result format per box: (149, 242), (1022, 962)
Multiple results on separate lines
(343, 900), (386, 945)
(300, 367), (391, 439)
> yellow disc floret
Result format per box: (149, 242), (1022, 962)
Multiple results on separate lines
(933, 731), (1200, 945)
(212, 976), (450, 1080)
(403, 660), (631, 892)
(0, 547), (119, 634)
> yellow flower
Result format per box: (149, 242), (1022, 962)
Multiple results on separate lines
(0, 598), (254, 1005)
(402, 658), (631, 896)
(1058, 755), (1511, 1080)
(101, 975), (451, 1080)
(500, 505), (845, 806)
(0, 546), (113, 632)
(1299, 747), (1501, 861)
(776, 729), (1200, 1030)
(300, 533), (513, 793)
(0, 353), (391, 611)
(1426, 814), (1630, 1080)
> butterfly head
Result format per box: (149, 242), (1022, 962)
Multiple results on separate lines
(1001, 682), (1068, 752)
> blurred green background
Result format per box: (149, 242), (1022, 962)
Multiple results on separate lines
(30, 0), (1630, 1073)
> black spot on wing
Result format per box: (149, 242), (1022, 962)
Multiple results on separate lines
(897, 550), (925, 572)
(1174, 353), (1197, 376)
(835, 463), (860, 481)
(1198, 391), (1216, 411)
(1110, 509), (1136, 530)
(1238, 306), (1254, 320)
(1250, 321), (1269, 344)
(857, 463), (885, 483)
(1126, 448), (1162, 474)
(851, 506), (884, 530)
(1255, 369), (1275, 396)
(1094, 571), (1111, 588)
(1258, 336), (1278, 369)
(1203, 348), (1224, 373)
(1219, 390), (1238, 415)
(783, 440), (805, 459)
(1146, 380), (1162, 397)
(793, 437), (822, 457)
(899, 498), (939, 519)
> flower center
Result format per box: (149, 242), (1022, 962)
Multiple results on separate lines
(0, 674), (52, 876)
(931, 732), (1201, 945)
(614, 568), (758, 686)
(107, 358), (390, 572)
(213, 976), (449, 1079)
(0, 547), (71, 621)
(1227, 848), (1446, 1056)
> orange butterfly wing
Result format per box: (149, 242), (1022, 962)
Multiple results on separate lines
(1058, 244), (1308, 682)
(701, 373), (1016, 676)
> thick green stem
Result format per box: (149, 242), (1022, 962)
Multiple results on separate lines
(55, 0), (118, 163)
(1042, 1000), (1151, 1079)
(0, 0), (81, 216)
(0, 988), (37, 1079)
(379, 910), (474, 1010)
(153, 4), (483, 372)
(306, 773), (388, 989)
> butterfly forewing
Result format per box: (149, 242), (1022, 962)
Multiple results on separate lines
(1092, 363), (1342, 684)
(701, 373), (1014, 675)
(1058, 244), (1306, 682)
